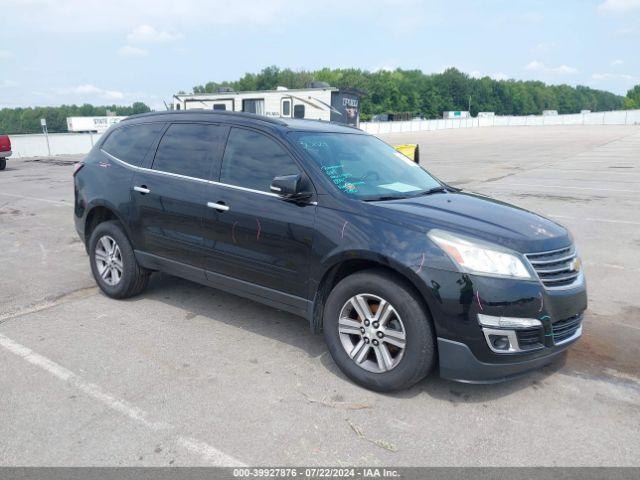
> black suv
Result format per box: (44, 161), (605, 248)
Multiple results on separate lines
(74, 111), (587, 391)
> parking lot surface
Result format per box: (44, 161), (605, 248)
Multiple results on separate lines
(1, 126), (639, 466)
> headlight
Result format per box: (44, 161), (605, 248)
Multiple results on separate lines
(428, 229), (532, 279)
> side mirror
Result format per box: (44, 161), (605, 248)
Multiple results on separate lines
(270, 174), (312, 200)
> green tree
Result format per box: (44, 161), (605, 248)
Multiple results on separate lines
(625, 85), (640, 109)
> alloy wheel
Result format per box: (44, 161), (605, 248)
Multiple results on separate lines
(338, 293), (407, 373)
(94, 235), (123, 286)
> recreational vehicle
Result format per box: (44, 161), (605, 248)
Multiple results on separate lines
(173, 84), (361, 126)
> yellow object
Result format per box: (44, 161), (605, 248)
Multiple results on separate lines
(393, 144), (420, 163)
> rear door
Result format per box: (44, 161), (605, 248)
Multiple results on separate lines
(202, 127), (316, 299)
(130, 122), (226, 268)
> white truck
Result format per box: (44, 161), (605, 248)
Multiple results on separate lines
(66, 116), (126, 133)
(443, 111), (471, 119)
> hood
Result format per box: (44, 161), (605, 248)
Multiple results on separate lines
(367, 191), (570, 253)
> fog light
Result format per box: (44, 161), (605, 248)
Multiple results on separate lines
(482, 327), (520, 353)
(490, 335), (510, 351)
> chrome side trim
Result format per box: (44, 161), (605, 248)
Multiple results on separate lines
(210, 180), (280, 198)
(101, 149), (295, 199)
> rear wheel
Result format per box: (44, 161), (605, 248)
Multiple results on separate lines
(323, 269), (436, 392)
(89, 220), (150, 299)
(0, 158), (6, 170)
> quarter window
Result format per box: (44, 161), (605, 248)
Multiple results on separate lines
(101, 123), (164, 166)
(152, 123), (223, 179)
(220, 128), (300, 192)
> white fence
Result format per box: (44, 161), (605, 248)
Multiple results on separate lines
(8, 132), (103, 158)
(6, 109), (640, 158)
(360, 109), (640, 135)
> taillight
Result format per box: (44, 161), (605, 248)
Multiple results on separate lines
(73, 162), (85, 175)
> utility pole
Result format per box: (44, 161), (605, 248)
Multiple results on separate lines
(468, 95), (471, 113)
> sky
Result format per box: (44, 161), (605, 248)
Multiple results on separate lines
(0, 0), (639, 109)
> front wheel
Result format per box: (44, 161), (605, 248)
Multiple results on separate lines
(0, 158), (6, 170)
(323, 269), (436, 392)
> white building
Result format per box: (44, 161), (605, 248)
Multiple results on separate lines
(173, 85), (361, 126)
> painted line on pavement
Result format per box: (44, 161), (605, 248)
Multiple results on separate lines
(507, 184), (638, 193)
(0, 192), (70, 206)
(547, 214), (640, 226)
(0, 333), (245, 467)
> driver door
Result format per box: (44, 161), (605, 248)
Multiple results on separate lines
(203, 127), (317, 299)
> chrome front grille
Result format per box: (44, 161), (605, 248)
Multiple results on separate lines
(525, 245), (581, 289)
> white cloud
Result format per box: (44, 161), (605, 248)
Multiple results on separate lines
(610, 59), (624, 66)
(591, 72), (637, 81)
(615, 25), (638, 35)
(598, 0), (640, 13)
(1, 79), (19, 88)
(525, 60), (579, 75)
(492, 73), (509, 81)
(0, 50), (15, 60)
(531, 42), (555, 54)
(117, 45), (149, 57)
(126, 25), (181, 44)
(4, 0), (412, 33)
(56, 84), (125, 100)
(371, 62), (398, 72)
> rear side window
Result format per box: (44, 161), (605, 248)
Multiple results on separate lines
(101, 123), (164, 166)
(220, 128), (300, 192)
(152, 123), (224, 179)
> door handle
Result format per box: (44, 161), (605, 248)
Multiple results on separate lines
(133, 185), (151, 194)
(207, 201), (230, 212)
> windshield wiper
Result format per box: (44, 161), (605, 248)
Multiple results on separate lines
(364, 186), (449, 202)
(419, 186), (448, 195)
(363, 194), (409, 202)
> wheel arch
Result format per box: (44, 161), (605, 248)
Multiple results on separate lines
(310, 251), (437, 335)
(84, 201), (132, 249)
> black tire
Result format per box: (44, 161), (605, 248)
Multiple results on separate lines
(88, 220), (150, 299)
(323, 269), (436, 392)
(0, 158), (6, 170)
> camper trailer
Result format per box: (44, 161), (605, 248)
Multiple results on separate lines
(173, 84), (361, 126)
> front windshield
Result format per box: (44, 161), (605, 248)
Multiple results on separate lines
(291, 132), (442, 200)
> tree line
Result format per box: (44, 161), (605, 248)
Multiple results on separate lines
(0, 102), (150, 135)
(2, 68), (638, 134)
(194, 66), (634, 121)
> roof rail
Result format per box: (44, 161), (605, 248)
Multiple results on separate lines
(122, 110), (288, 126)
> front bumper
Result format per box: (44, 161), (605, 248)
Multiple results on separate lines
(418, 267), (587, 383)
(438, 333), (578, 383)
